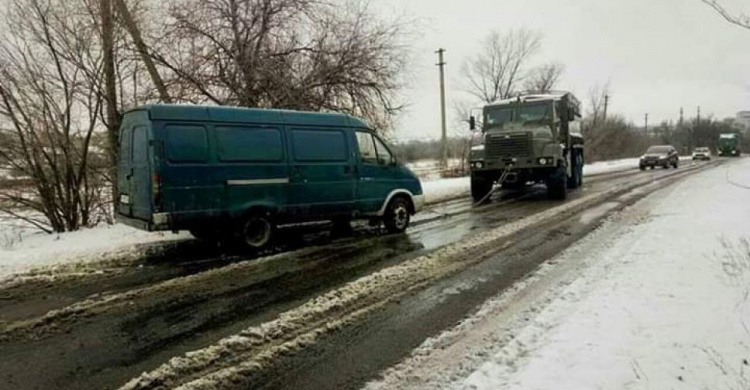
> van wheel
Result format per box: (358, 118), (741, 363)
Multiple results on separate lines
(384, 197), (410, 233)
(239, 213), (275, 250)
(330, 218), (353, 237)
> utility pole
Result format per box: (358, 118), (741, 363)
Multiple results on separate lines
(603, 94), (609, 122)
(644, 113), (649, 136)
(436, 48), (447, 168)
(679, 107), (684, 128)
(697, 106), (701, 124)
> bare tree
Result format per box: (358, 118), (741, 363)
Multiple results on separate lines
(143, 0), (410, 131)
(461, 28), (542, 104)
(702, 0), (750, 29)
(523, 62), (564, 94)
(0, 0), (112, 232)
(586, 82), (611, 127)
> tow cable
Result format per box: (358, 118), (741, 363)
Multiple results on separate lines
(472, 163), (515, 207)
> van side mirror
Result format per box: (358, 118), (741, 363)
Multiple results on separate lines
(469, 116), (476, 131)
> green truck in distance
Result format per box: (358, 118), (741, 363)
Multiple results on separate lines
(718, 132), (742, 157)
(468, 92), (584, 201)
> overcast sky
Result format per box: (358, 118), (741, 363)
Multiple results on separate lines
(379, 0), (750, 141)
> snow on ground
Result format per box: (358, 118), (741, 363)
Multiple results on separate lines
(582, 157), (640, 176)
(422, 177), (471, 204)
(369, 157), (750, 390)
(0, 221), (189, 281)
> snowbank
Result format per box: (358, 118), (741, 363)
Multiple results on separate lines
(0, 222), (189, 281)
(422, 177), (470, 204)
(456, 159), (750, 389)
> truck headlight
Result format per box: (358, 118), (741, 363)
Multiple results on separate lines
(475, 161), (484, 169)
(538, 158), (547, 165)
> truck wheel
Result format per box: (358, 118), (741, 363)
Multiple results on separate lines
(471, 174), (493, 203)
(639, 165), (646, 171)
(384, 197), (410, 233)
(673, 160), (678, 168)
(547, 165), (568, 200)
(239, 213), (275, 250)
(567, 152), (582, 189)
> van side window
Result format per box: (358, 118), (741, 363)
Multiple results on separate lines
(166, 125), (208, 163)
(133, 126), (149, 163)
(374, 136), (393, 165)
(216, 126), (283, 162)
(291, 129), (347, 162)
(356, 132), (378, 165)
(119, 126), (132, 163)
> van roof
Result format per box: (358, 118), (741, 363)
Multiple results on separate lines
(127, 104), (372, 129)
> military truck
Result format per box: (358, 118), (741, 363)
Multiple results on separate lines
(468, 92), (584, 201)
(717, 132), (742, 157)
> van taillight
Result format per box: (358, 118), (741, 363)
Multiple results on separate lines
(152, 172), (162, 211)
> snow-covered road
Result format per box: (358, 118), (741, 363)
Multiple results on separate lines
(368, 157), (750, 389)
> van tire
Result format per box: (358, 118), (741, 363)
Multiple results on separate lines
(384, 197), (410, 233)
(331, 218), (353, 237)
(239, 213), (275, 250)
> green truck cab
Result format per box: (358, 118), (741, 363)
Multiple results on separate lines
(718, 132), (742, 157)
(468, 92), (584, 201)
(116, 104), (423, 249)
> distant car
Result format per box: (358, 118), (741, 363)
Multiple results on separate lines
(692, 147), (711, 161)
(639, 145), (679, 170)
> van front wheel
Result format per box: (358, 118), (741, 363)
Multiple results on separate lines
(384, 197), (411, 233)
(240, 214), (275, 250)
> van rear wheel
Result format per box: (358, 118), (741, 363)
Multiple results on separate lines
(384, 197), (410, 233)
(239, 214), (275, 250)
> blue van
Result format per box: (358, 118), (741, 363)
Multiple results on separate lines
(116, 105), (424, 249)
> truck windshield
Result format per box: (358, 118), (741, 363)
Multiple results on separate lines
(485, 103), (551, 129)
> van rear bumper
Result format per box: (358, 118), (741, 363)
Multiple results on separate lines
(117, 213), (171, 232)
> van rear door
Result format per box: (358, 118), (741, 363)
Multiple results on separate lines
(117, 113), (153, 222)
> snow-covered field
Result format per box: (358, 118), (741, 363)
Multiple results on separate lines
(368, 158), (750, 389)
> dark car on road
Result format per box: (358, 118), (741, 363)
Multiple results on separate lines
(639, 145), (679, 170)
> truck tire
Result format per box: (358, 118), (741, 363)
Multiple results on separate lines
(471, 174), (493, 203)
(567, 151), (582, 189)
(239, 212), (275, 251)
(384, 196), (410, 233)
(547, 165), (568, 200)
